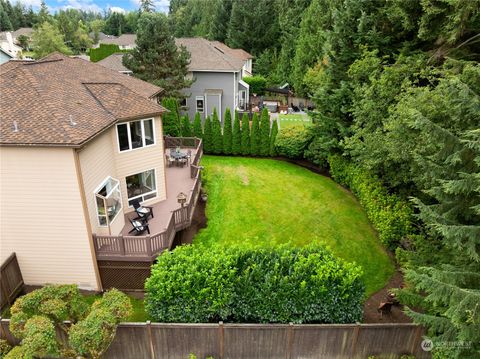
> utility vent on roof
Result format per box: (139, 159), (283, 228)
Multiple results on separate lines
(214, 46), (224, 54)
(69, 115), (77, 126)
(12, 120), (19, 132)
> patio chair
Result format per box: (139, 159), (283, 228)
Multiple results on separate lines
(186, 150), (192, 164)
(178, 157), (188, 167)
(166, 154), (175, 167)
(131, 198), (154, 221)
(128, 218), (150, 235)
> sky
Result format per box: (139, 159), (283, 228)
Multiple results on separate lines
(11, 0), (170, 14)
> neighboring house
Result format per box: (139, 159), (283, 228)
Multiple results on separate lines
(99, 34), (137, 50)
(0, 32), (23, 59)
(97, 53), (133, 75)
(0, 53), (203, 291)
(0, 47), (13, 64)
(89, 31), (115, 46)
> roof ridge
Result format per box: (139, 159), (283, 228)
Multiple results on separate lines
(206, 39), (242, 70)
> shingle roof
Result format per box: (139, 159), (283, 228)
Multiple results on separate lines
(175, 38), (248, 72)
(97, 53), (132, 73)
(100, 34), (137, 47)
(0, 53), (165, 147)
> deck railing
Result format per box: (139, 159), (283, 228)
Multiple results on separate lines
(93, 137), (203, 261)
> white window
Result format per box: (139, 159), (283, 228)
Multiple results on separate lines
(94, 177), (122, 227)
(196, 96), (204, 113)
(126, 169), (157, 206)
(116, 118), (155, 152)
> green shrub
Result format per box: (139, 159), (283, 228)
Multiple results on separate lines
(232, 111), (241, 155)
(21, 315), (59, 358)
(328, 155), (413, 249)
(161, 98), (181, 137)
(145, 245), (364, 324)
(203, 116), (213, 153)
(250, 113), (260, 156)
(240, 113), (250, 155)
(275, 125), (310, 159)
(0, 339), (12, 357)
(193, 112), (203, 139)
(4, 345), (27, 359)
(243, 76), (267, 95)
(223, 108), (233, 154)
(212, 109), (223, 154)
(270, 120), (278, 156)
(89, 44), (128, 62)
(259, 108), (270, 156)
(181, 115), (192, 137)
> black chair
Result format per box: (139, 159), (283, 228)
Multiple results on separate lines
(128, 218), (150, 235)
(131, 198), (154, 221)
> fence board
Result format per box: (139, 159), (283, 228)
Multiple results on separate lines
(291, 325), (354, 358)
(0, 253), (24, 310)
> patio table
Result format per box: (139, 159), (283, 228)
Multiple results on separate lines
(170, 151), (188, 160)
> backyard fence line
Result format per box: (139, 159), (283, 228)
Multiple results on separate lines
(0, 253), (23, 311)
(0, 319), (429, 359)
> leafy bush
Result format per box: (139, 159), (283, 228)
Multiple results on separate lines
(89, 44), (128, 62)
(275, 125), (310, 159)
(145, 245), (364, 324)
(0, 339), (12, 357)
(328, 155), (413, 249)
(243, 76), (267, 95)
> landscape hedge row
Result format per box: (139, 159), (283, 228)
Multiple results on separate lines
(328, 155), (413, 249)
(145, 245), (364, 324)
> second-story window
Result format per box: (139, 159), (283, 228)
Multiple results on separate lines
(117, 118), (155, 152)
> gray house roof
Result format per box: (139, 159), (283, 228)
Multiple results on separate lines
(100, 34), (137, 47)
(97, 53), (132, 73)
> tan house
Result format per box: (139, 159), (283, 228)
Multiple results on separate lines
(0, 53), (203, 291)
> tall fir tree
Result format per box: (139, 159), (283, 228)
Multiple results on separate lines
(161, 98), (181, 136)
(140, 0), (155, 12)
(0, 1), (12, 31)
(123, 12), (192, 98)
(259, 108), (271, 156)
(223, 108), (233, 155)
(193, 112), (203, 139)
(250, 112), (260, 156)
(181, 115), (192, 137)
(212, 108), (223, 154)
(232, 110), (241, 155)
(241, 113), (250, 156)
(203, 115), (213, 154)
(269, 120), (278, 156)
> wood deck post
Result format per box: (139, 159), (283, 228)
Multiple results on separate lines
(219, 321), (224, 359)
(119, 235), (126, 256)
(146, 235), (152, 256)
(146, 320), (155, 359)
(350, 322), (361, 357)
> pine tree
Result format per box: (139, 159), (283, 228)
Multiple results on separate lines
(250, 112), (260, 156)
(161, 98), (181, 136)
(259, 108), (271, 156)
(241, 113), (250, 156)
(203, 116), (213, 154)
(181, 115), (192, 137)
(0, 2), (13, 31)
(223, 108), (233, 155)
(193, 112), (203, 139)
(212, 108), (223, 154)
(140, 0), (155, 12)
(270, 120), (278, 156)
(232, 111), (241, 155)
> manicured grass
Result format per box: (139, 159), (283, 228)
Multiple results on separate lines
(195, 156), (394, 296)
(84, 295), (148, 322)
(278, 113), (312, 128)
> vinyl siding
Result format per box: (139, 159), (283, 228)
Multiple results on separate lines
(111, 116), (166, 214)
(0, 147), (98, 290)
(78, 129), (125, 236)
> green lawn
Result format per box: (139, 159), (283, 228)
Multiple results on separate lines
(195, 156), (394, 296)
(83, 294), (148, 322)
(278, 113), (312, 128)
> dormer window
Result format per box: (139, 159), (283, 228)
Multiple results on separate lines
(117, 118), (155, 152)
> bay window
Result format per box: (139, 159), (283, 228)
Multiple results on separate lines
(117, 118), (155, 152)
(94, 177), (122, 226)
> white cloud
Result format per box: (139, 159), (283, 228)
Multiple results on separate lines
(53, 0), (103, 12)
(109, 6), (126, 13)
(10, 0), (42, 8)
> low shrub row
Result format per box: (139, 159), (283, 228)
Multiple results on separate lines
(328, 155), (413, 249)
(89, 44), (129, 62)
(145, 245), (364, 324)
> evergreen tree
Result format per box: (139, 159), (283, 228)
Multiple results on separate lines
(0, 1), (12, 31)
(232, 110), (241, 155)
(259, 108), (271, 156)
(269, 120), (278, 156)
(193, 112), (203, 139)
(241, 113), (250, 156)
(223, 107), (233, 155)
(37, 0), (51, 25)
(123, 12), (192, 98)
(140, 0), (155, 12)
(161, 98), (181, 136)
(250, 112), (260, 156)
(203, 115), (213, 154)
(212, 108), (223, 154)
(181, 115), (192, 137)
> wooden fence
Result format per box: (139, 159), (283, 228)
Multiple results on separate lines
(93, 137), (203, 262)
(0, 253), (24, 311)
(0, 320), (429, 359)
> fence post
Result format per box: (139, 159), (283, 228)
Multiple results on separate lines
(119, 235), (126, 256)
(146, 320), (155, 359)
(219, 321), (224, 359)
(350, 322), (361, 357)
(146, 235), (152, 257)
(285, 323), (293, 359)
(410, 325), (423, 355)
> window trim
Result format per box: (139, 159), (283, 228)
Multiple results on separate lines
(116, 118), (156, 153)
(93, 176), (122, 227)
(196, 96), (205, 113)
(125, 168), (158, 207)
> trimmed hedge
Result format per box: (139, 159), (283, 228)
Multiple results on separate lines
(274, 125), (310, 159)
(328, 155), (413, 249)
(89, 44), (129, 62)
(145, 245), (364, 324)
(243, 76), (267, 95)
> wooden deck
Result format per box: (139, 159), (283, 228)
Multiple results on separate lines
(93, 137), (203, 261)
